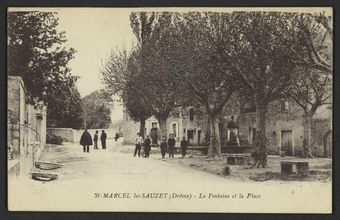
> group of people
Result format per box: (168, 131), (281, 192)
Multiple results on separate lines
(134, 133), (188, 159)
(80, 129), (118, 153)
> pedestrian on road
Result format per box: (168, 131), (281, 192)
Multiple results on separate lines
(93, 130), (99, 149)
(134, 133), (143, 157)
(168, 134), (176, 158)
(80, 128), (93, 153)
(180, 136), (188, 158)
(114, 132), (119, 142)
(101, 130), (107, 149)
(144, 135), (151, 158)
(160, 137), (167, 159)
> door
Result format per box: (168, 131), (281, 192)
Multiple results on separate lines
(187, 130), (196, 146)
(197, 130), (201, 145)
(252, 128), (256, 144)
(281, 130), (293, 156)
(151, 127), (158, 144)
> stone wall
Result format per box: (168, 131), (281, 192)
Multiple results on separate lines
(47, 128), (119, 144)
(232, 99), (305, 156)
(74, 128), (118, 144)
(311, 118), (332, 157)
(7, 76), (25, 158)
(47, 128), (75, 142)
(7, 76), (47, 178)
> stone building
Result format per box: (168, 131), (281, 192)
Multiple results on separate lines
(122, 106), (208, 146)
(219, 93), (332, 157)
(121, 93), (332, 157)
(7, 76), (47, 177)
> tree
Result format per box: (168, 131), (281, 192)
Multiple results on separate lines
(102, 47), (153, 138)
(174, 12), (238, 158)
(8, 11), (76, 102)
(288, 67), (332, 157)
(129, 12), (186, 139)
(289, 12), (332, 74)
(8, 11), (83, 128)
(47, 77), (83, 129)
(82, 90), (112, 129)
(123, 82), (153, 138)
(122, 50), (153, 138)
(213, 12), (300, 164)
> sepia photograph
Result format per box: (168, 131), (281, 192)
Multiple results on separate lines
(7, 7), (333, 213)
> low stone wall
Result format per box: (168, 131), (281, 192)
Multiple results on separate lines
(47, 128), (74, 142)
(73, 129), (118, 144)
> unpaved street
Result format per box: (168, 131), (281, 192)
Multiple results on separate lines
(8, 139), (332, 213)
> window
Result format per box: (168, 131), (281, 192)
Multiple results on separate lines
(189, 108), (194, 121)
(152, 122), (158, 128)
(36, 113), (43, 120)
(281, 100), (289, 113)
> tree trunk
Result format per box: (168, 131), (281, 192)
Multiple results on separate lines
(206, 117), (212, 155)
(208, 114), (221, 158)
(157, 116), (168, 140)
(302, 113), (313, 158)
(139, 119), (146, 139)
(255, 97), (268, 166)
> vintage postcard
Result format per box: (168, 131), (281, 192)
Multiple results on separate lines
(7, 7), (332, 213)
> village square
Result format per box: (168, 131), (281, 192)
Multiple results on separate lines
(7, 8), (332, 212)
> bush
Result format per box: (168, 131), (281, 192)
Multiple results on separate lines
(46, 133), (63, 145)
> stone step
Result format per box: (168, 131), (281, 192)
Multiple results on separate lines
(30, 169), (58, 181)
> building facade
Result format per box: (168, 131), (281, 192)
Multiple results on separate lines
(122, 106), (209, 146)
(8, 76), (47, 177)
(121, 94), (332, 157)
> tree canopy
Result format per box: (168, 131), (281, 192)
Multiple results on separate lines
(102, 10), (332, 159)
(8, 11), (83, 129)
(82, 90), (112, 129)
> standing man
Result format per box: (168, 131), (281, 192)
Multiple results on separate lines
(80, 128), (93, 153)
(160, 137), (167, 159)
(134, 133), (143, 157)
(144, 135), (151, 158)
(101, 130), (107, 149)
(114, 132), (119, 141)
(180, 136), (188, 158)
(168, 134), (176, 158)
(93, 130), (99, 149)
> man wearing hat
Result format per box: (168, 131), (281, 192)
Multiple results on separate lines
(168, 134), (176, 158)
(160, 137), (167, 159)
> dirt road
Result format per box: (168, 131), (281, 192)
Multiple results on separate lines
(8, 139), (332, 213)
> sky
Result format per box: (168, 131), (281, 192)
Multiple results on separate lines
(56, 8), (137, 120)
(9, 7), (332, 121)
(54, 7), (332, 121)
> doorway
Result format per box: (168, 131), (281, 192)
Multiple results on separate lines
(187, 130), (196, 146)
(281, 130), (293, 156)
(151, 122), (158, 144)
(197, 130), (201, 145)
